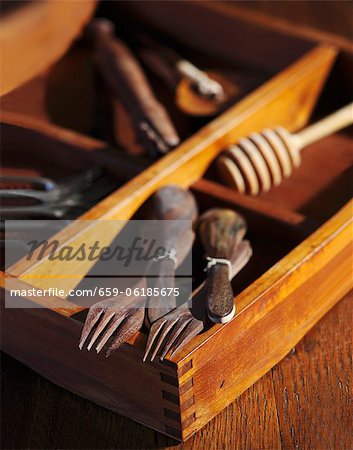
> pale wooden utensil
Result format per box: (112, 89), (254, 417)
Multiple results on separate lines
(217, 102), (353, 195)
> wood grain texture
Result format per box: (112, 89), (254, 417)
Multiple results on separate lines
(1, 2), (352, 447)
(1, 196), (351, 441)
(108, 0), (352, 72)
(271, 295), (353, 450)
(6, 44), (336, 291)
(2, 291), (351, 449)
(0, 0), (97, 95)
(0, 295), (180, 438)
(233, 0), (353, 41)
(173, 203), (352, 440)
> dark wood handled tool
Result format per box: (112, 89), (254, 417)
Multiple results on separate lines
(146, 185), (198, 326)
(143, 238), (252, 362)
(79, 185), (197, 357)
(87, 18), (180, 157)
(199, 208), (246, 323)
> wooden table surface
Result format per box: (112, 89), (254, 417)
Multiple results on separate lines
(1, 2), (352, 449)
(1, 291), (352, 449)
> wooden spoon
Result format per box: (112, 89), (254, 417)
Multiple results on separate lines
(199, 208), (247, 323)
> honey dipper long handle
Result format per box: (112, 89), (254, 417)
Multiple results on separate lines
(296, 102), (353, 149)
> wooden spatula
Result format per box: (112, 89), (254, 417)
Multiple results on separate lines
(199, 208), (246, 323)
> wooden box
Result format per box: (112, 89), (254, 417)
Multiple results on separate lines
(1, 1), (352, 442)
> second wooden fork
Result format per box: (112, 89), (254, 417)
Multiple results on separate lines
(143, 239), (252, 361)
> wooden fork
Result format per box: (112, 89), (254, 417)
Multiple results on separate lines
(79, 277), (146, 357)
(145, 186), (198, 327)
(79, 185), (196, 357)
(143, 240), (252, 361)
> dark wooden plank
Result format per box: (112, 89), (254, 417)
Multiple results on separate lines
(0, 354), (38, 450)
(271, 290), (353, 449)
(258, 133), (353, 221)
(235, 1), (353, 40)
(155, 372), (282, 450)
(2, 291), (351, 449)
(0, 353), (158, 450)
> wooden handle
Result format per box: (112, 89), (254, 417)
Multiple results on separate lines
(146, 258), (176, 325)
(206, 264), (235, 323)
(199, 208), (247, 257)
(88, 19), (180, 153)
(146, 186), (197, 325)
(138, 48), (179, 89)
(153, 185), (198, 222)
(296, 102), (353, 149)
(199, 208), (246, 323)
(191, 240), (252, 302)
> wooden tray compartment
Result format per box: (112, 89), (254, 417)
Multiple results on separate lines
(0, 0), (96, 96)
(3, 0), (347, 152)
(1, 181), (351, 442)
(1, 1), (353, 442)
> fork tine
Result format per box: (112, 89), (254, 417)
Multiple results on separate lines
(87, 312), (115, 350)
(79, 308), (104, 350)
(159, 318), (192, 361)
(169, 320), (204, 358)
(95, 314), (126, 354)
(149, 318), (180, 362)
(142, 319), (167, 362)
(106, 309), (145, 357)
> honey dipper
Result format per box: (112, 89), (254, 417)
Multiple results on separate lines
(217, 103), (353, 195)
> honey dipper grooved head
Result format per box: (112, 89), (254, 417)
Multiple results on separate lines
(216, 127), (301, 195)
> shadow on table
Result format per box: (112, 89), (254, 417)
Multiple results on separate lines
(0, 353), (180, 450)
